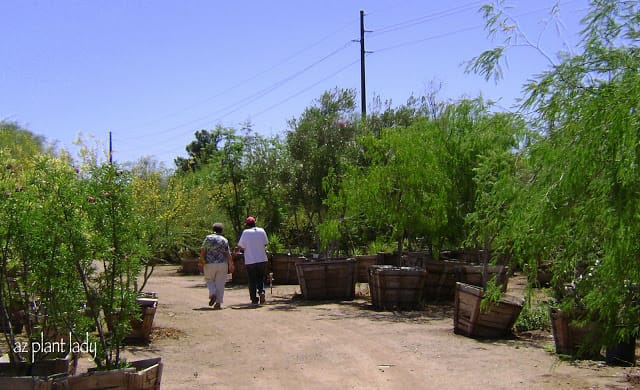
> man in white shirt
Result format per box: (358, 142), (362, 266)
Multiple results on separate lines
(234, 216), (269, 305)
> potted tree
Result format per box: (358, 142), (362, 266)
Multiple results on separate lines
(0, 154), (86, 387)
(454, 119), (527, 338)
(546, 256), (601, 358)
(0, 137), (162, 389)
(80, 163), (145, 366)
(468, 0), (640, 358)
(56, 162), (163, 388)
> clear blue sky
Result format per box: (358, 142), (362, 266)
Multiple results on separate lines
(1, 0), (589, 168)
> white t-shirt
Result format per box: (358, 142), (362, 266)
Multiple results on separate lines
(237, 227), (268, 265)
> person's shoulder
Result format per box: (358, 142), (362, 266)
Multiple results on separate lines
(202, 234), (215, 245)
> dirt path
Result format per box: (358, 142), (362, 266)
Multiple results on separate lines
(122, 265), (639, 389)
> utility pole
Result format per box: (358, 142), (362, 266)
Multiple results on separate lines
(360, 9), (367, 118)
(109, 131), (113, 164)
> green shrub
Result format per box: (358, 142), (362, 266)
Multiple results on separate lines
(515, 303), (551, 332)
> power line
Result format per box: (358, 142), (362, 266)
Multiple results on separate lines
(209, 42), (355, 123)
(114, 56), (363, 162)
(115, 56), (362, 156)
(118, 41), (354, 142)
(370, 1), (483, 37)
(120, 21), (354, 132)
(116, 3), (491, 146)
(110, 4), (500, 160)
(252, 58), (362, 120)
(374, 24), (484, 54)
(372, 1), (582, 54)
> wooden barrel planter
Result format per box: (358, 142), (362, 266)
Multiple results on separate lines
(126, 294), (158, 342)
(270, 253), (303, 285)
(180, 258), (201, 275)
(400, 251), (434, 268)
(418, 259), (509, 302)
(0, 376), (54, 389)
(549, 307), (600, 358)
(58, 357), (163, 390)
(232, 253), (248, 284)
(458, 264), (508, 292)
(368, 265), (427, 310)
(295, 258), (356, 300)
(441, 248), (486, 262)
(403, 251), (433, 260)
(355, 255), (379, 283)
(0, 351), (77, 389)
(422, 259), (464, 301)
(377, 252), (402, 266)
(453, 282), (524, 339)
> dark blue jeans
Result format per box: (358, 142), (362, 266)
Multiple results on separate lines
(245, 262), (267, 303)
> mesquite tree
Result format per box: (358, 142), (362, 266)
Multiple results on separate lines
(473, 0), (640, 346)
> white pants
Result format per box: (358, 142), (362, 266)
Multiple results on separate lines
(203, 262), (228, 304)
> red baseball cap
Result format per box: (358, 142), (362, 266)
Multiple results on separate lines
(246, 216), (256, 225)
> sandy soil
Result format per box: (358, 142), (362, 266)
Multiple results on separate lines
(120, 265), (640, 389)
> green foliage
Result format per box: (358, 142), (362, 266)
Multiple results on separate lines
(0, 150), (150, 369)
(472, 0), (640, 348)
(325, 98), (526, 255)
(177, 168), (229, 247)
(525, 0), (640, 346)
(285, 88), (360, 240)
(318, 218), (341, 255)
(82, 163), (147, 369)
(367, 240), (397, 255)
(182, 127), (249, 237)
(480, 276), (504, 313)
(355, 117), (451, 251)
(514, 302), (551, 332)
(179, 125), (292, 243)
(466, 0), (558, 82)
(0, 138), (215, 368)
(0, 153), (91, 364)
(463, 114), (530, 270)
(174, 127), (229, 172)
(242, 133), (289, 237)
(366, 92), (442, 136)
(439, 99), (526, 247)
(0, 121), (46, 160)
(266, 233), (285, 254)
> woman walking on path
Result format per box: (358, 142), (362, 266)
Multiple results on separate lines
(200, 223), (235, 309)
